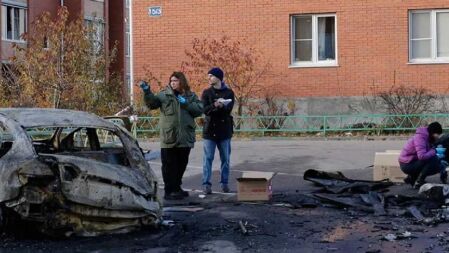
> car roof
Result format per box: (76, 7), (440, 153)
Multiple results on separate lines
(0, 108), (116, 129)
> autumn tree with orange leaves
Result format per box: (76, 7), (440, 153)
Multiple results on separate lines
(181, 36), (272, 116)
(0, 7), (125, 115)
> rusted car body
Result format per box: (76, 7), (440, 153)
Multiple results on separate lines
(0, 108), (161, 236)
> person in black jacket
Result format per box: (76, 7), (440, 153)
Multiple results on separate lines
(201, 67), (235, 194)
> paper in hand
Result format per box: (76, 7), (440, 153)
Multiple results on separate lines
(217, 98), (232, 106)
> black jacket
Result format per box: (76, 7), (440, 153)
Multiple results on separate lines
(201, 84), (235, 140)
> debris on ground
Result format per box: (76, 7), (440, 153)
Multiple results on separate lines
(419, 183), (449, 204)
(271, 193), (320, 208)
(304, 169), (449, 226)
(303, 169), (393, 194)
(383, 231), (415, 241)
(161, 220), (175, 227)
(239, 220), (248, 235)
(163, 206), (205, 213)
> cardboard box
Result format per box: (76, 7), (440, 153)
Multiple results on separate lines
(373, 152), (406, 182)
(385, 150), (401, 153)
(237, 171), (275, 201)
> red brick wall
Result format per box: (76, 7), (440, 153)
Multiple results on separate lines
(64, 0), (83, 21)
(132, 0), (449, 98)
(109, 0), (125, 85)
(28, 0), (59, 24)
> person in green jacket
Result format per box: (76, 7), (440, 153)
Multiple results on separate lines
(139, 72), (203, 200)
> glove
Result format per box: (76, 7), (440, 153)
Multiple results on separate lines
(177, 95), (186, 104)
(139, 81), (150, 92)
(437, 153), (446, 159)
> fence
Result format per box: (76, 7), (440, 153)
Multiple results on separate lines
(130, 114), (449, 137)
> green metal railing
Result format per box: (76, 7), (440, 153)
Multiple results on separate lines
(130, 114), (449, 137)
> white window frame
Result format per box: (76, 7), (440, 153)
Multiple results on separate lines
(290, 13), (338, 68)
(1, 4), (27, 43)
(85, 16), (105, 54)
(409, 9), (449, 64)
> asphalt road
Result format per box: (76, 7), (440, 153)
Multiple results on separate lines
(6, 139), (449, 253)
(140, 139), (405, 193)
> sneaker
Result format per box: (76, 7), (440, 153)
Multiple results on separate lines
(222, 184), (230, 193)
(164, 192), (184, 200)
(203, 185), (212, 195)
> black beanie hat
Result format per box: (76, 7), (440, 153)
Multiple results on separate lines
(208, 67), (224, 81)
(428, 122), (443, 135)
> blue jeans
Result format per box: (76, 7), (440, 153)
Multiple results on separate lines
(202, 138), (231, 186)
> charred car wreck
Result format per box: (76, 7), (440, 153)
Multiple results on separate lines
(0, 108), (161, 236)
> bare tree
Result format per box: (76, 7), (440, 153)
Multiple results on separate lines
(378, 85), (437, 115)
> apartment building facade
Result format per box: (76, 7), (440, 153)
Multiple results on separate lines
(132, 0), (449, 114)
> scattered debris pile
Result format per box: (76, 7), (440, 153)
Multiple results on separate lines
(302, 169), (449, 226)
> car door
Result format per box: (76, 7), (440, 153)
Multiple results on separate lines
(53, 126), (159, 212)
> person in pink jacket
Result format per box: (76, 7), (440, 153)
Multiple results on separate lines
(399, 122), (443, 188)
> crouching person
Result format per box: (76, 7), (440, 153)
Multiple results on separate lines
(399, 122), (443, 188)
(140, 72), (203, 200)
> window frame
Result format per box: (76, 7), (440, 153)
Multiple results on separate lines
(409, 9), (449, 64)
(1, 4), (27, 43)
(84, 16), (105, 55)
(290, 13), (338, 68)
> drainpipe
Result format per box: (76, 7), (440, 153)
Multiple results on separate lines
(60, 0), (63, 6)
(129, 0), (134, 105)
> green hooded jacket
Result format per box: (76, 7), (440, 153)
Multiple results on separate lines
(143, 86), (203, 148)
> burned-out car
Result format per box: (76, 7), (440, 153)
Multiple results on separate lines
(0, 108), (161, 236)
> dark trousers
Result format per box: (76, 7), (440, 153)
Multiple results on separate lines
(161, 147), (191, 194)
(400, 156), (440, 181)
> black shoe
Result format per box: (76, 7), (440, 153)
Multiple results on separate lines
(413, 179), (426, 189)
(441, 173), (448, 184)
(404, 175), (415, 186)
(177, 189), (189, 197)
(413, 173), (426, 189)
(164, 192), (184, 200)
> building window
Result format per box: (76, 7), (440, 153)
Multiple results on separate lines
(409, 10), (449, 63)
(1, 5), (27, 42)
(85, 18), (105, 54)
(291, 14), (337, 67)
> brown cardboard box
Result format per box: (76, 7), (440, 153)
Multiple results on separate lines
(237, 172), (275, 201)
(373, 152), (406, 182)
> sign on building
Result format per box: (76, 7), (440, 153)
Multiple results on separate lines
(148, 6), (162, 17)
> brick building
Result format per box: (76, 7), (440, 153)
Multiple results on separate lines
(1, 0), (130, 96)
(132, 0), (449, 114)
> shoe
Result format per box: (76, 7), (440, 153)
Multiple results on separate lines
(404, 175), (415, 186)
(177, 188), (189, 197)
(441, 172), (448, 184)
(221, 184), (230, 193)
(413, 173), (427, 189)
(203, 185), (212, 195)
(164, 192), (184, 200)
